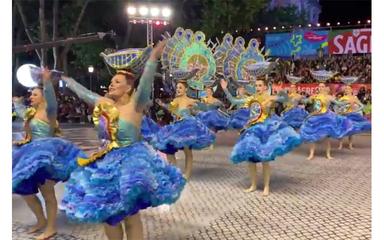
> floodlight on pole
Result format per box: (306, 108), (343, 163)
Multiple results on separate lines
(162, 7), (172, 18)
(126, 3), (172, 46)
(139, 6), (149, 16)
(150, 7), (160, 17)
(127, 7), (136, 15)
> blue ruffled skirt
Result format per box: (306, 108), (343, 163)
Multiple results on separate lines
(151, 116), (215, 154)
(141, 116), (161, 142)
(300, 111), (353, 142)
(344, 112), (371, 136)
(196, 110), (230, 132)
(229, 109), (250, 130)
(12, 138), (86, 195)
(230, 115), (302, 164)
(281, 107), (309, 129)
(61, 142), (186, 226)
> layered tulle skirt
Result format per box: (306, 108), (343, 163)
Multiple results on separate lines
(300, 111), (353, 142)
(151, 116), (215, 154)
(230, 115), (302, 164)
(141, 116), (161, 142)
(196, 109), (230, 132)
(344, 112), (371, 136)
(61, 141), (186, 225)
(12, 138), (86, 195)
(228, 109), (250, 130)
(281, 107), (309, 129)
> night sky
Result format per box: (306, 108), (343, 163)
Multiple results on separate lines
(319, 0), (371, 24)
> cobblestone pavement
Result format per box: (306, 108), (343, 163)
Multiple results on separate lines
(12, 124), (371, 240)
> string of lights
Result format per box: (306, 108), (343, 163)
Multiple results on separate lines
(220, 19), (371, 35)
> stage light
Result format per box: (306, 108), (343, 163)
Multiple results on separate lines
(127, 6), (136, 15)
(162, 7), (172, 18)
(326, 22), (330, 26)
(139, 6), (149, 16)
(150, 7), (160, 17)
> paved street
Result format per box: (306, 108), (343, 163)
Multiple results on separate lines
(12, 123), (371, 240)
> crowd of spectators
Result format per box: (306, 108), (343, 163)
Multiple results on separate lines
(273, 54), (371, 84)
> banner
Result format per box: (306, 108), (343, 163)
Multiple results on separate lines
(328, 28), (371, 54)
(265, 30), (329, 57)
(272, 83), (371, 96)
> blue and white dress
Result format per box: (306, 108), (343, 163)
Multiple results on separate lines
(12, 82), (85, 195)
(60, 60), (186, 226)
(141, 116), (161, 142)
(300, 94), (353, 142)
(151, 102), (216, 154)
(337, 95), (371, 136)
(229, 94), (302, 164)
(281, 93), (308, 129)
(196, 99), (230, 132)
(222, 89), (250, 130)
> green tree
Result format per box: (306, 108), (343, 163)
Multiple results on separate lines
(200, 0), (267, 38)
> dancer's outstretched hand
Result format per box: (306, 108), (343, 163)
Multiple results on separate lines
(150, 40), (167, 61)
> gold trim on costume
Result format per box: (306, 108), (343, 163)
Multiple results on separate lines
(77, 102), (120, 167)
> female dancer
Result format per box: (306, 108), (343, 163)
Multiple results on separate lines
(153, 81), (216, 180)
(61, 41), (186, 240)
(300, 83), (353, 160)
(12, 69), (85, 240)
(221, 78), (302, 195)
(196, 86), (230, 132)
(281, 84), (308, 129)
(337, 85), (371, 150)
(222, 84), (251, 130)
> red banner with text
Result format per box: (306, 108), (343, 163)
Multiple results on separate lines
(328, 28), (371, 54)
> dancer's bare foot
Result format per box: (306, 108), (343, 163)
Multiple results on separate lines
(338, 143), (343, 150)
(262, 186), (270, 197)
(182, 173), (191, 181)
(27, 221), (47, 234)
(35, 228), (57, 240)
(244, 185), (257, 193)
(326, 154), (334, 160)
(348, 144), (354, 150)
(307, 154), (314, 160)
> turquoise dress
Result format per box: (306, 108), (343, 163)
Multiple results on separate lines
(61, 105), (186, 225)
(151, 106), (216, 154)
(230, 94), (302, 163)
(300, 94), (354, 142)
(12, 82), (85, 195)
(60, 60), (186, 226)
(223, 89), (250, 130)
(281, 93), (309, 129)
(196, 99), (230, 132)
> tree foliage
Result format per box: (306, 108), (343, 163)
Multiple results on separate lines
(200, 0), (267, 38)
